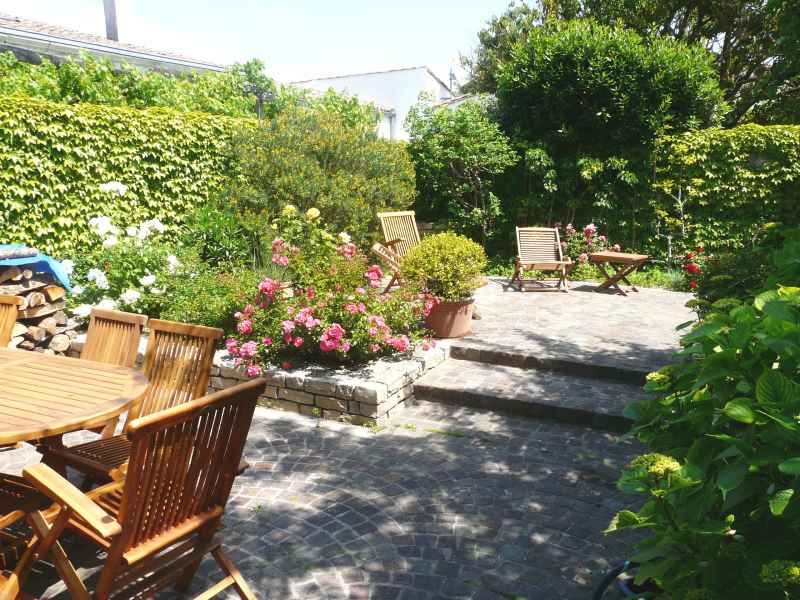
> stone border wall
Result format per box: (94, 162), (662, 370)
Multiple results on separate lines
(70, 335), (449, 425)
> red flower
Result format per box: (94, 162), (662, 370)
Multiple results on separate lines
(281, 361), (292, 370)
(689, 280), (698, 290)
(696, 245), (705, 253)
(684, 263), (702, 275)
(685, 252), (695, 259)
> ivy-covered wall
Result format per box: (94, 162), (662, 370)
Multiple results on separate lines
(0, 94), (252, 256)
(655, 124), (800, 251)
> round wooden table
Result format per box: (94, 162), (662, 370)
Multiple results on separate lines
(0, 348), (148, 446)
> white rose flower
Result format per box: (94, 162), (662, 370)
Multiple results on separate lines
(139, 274), (156, 287)
(96, 298), (117, 310)
(73, 304), (92, 318)
(88, 216), (119, 238)
(61, 259), (74, 275)
(338, 232), (351, 243)
(86, 268), (104, 282)
(166, 254), (180, 274)
(119, 289), (141, 305)
(98, 181), (128, 196)
(126, 226), (138, 237)
(72, 285), (84, 295)
(102, 235), (118, 249)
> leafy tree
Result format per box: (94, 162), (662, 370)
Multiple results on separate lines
(227, 103), (415, 252)
(464, 1), (799, 125)
(495, 19), (725, 248)
(406, 98), (517, 246)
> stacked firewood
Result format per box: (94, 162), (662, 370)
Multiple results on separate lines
(0, 266), (77, 354)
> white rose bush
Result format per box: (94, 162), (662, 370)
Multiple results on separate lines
(65, 214), (188, 319)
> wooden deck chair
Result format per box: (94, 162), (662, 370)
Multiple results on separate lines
(371, 211), (421, 293)
(21, 379), (267, 600)
(0, 295), (22, 348)
(41, 319), (223, 481)
(508, 227), (572, 292)
(82, 309), (148, 437)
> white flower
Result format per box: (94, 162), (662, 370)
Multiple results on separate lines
(102, 235), (118, 249)
(137, 225), (151, 241)
(126, 226), (138, 237)
(73, 304), (92, 318)
(86, 268), (109, 290)
(98, 181), (128, 196)
(139, 274), (156, 287)
(150, 287), (164, 295)
(61, 259), (74, 275)
(166, 254), (180, 274)
(96, 298), (117, 310)
(119, 289), (141, 305)
(338, 232), (351, 243)
(142, 218), (166, 234)
(88, 215), (119, 238)
(72, 285), (84, 295)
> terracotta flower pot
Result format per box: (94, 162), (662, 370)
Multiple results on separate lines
(425, 298), (474, 338)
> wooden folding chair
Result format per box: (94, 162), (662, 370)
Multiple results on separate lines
(41, 319), (223, 482)
(0, 295), (22, 348)
(22, 379), (267, 599)
(508, 227), (572, 292)
(371, 211), (421, 293)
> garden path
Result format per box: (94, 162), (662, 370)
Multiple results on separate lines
(7, 399), (639, 600)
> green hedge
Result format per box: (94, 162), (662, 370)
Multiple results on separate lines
(655, 124), (800, 251)
(0, 94), (252, 256)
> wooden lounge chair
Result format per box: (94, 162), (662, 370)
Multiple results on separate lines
(0, 295), (22, 348)
(371, 210), (421, 293)
(20, 379), (266, 599)
(508, 227), (571, 292)
(41, 319), (223, 481)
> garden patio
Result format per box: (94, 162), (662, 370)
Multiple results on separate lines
(0, 283), (693, 599)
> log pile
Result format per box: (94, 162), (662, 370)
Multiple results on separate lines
(0, 266), (77, 354)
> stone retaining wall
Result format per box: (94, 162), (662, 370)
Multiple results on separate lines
(70, 335), (449, 425)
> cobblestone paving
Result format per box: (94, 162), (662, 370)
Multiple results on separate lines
(460, 278), (693, 375)
(8, 401), (641, 600)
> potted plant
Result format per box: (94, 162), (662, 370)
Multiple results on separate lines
(401, 232), (487, 338)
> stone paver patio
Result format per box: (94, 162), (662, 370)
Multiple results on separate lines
(9, 400), (640, 600)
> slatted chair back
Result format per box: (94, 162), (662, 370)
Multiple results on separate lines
(98, 380), (264, 594)
(516, 227), (564, 266)
(129, 319), (223, 426)
(0, 295), (22, 348)
(81, 309), (148, 368)
(378, 211), (421, 258)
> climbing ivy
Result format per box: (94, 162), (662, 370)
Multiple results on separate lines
(0, 94), (253, 256)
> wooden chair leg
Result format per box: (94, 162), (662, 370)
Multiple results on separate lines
(507, 262), (521, 291)
(25, 510), (90, 600)
(382, 273), (399, 294)
(212, 547), (257, 600)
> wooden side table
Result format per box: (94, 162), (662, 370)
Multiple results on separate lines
(589, 251), (649, 296)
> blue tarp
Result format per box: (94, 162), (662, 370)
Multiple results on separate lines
(0, 244), (72, 293)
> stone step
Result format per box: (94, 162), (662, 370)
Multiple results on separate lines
(450, 339), (653, 385)
(413, 358), (641, 432)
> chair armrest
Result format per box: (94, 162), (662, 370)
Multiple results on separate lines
(385, 238), (405, 247)
(23, 463), (122, 539)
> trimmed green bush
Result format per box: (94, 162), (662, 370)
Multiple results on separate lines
(655, 124), (800, 252)
(0, 94), (250, 255)
(401, 232), (487, 300)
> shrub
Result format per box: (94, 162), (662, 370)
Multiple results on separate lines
(226, 103), (415, 246)
(180, 201), (252, 267)
(654, 125), (800, 253)
(401, 233), (487, 301)
(0, 95), (249, 255)
(608, 241), (800, 598)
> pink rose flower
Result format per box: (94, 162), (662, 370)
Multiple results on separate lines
(613, 244), (621, 252)
(579, 253), (589, 264)
(306, 287), (316, 300)
(272, 254), (289, 266)
(239, 341), (258, 359)
(262, 337), (272, 346)
(369, 343), (381, 352)
(237, 320), (253, 335)
(320, 339), (337, 352)
(337, 243), (357, 260)
(245, 364), (262, 377)
(225, 338), (239, 355)
(281, 320), (295, 333)
(293, 337), (304, 348)
(355, 287), (366, 295)
(365, 265), (384, 287)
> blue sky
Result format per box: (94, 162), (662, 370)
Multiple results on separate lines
(0, 0), (511, 84)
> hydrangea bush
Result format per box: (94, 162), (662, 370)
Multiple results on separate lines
(229, 207), (432, 372)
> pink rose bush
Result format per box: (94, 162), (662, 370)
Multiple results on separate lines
(229, 205), (433, 372)
(560, 222), (611, 263)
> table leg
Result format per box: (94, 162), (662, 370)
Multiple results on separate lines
(594, 263), (627, 295)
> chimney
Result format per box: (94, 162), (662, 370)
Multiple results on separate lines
(103, 0), (119, 41)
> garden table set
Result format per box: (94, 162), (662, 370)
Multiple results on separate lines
(0, 307), (262, 599)
(589, 250), (650, 296)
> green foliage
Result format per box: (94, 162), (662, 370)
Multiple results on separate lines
(180, 201), (253, 267)
(655, 125), (800, 252)
(0, 94), (249, 256)
(494, 19), (724, 253)
(401, 232), (488, 300)
(0, 51), (275, 117)
(610, 240), (800, 598)
(406, 98), (518, 246)
(226, 103), (415, 246)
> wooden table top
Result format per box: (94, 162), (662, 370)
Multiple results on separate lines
(589, 251), (649, 264)
(0, 349), (148, 445)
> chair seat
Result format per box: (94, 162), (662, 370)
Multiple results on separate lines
(46, 435), (132, 480)
(0, 474), (49, 530)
